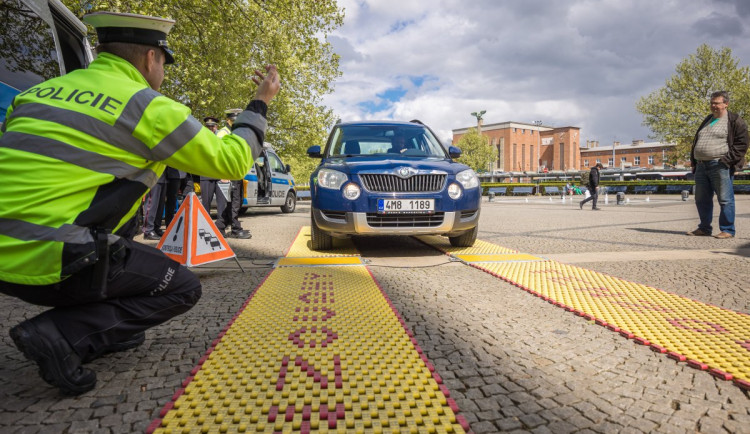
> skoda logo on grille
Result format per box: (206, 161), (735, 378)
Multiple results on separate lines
(396, 167), (417, 178)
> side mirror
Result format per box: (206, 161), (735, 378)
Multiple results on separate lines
(285, 164), (291, 173)
(448, 146), (462, 159)
(307, 145), (322, 158)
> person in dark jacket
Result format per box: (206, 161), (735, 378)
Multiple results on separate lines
(579, 163), (603, 210)
(687, 91), (748, 238)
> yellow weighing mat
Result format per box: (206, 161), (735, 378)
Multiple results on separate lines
(417, 235), (750, 391)
(149, 228), (469, 433)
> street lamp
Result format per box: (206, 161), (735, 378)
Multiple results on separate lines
(533, 120), (542, 173)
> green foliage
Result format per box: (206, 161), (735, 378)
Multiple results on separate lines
(637, 44), (750, 162)
(454, 128), (497, 173)
(64, 0), (343, 182)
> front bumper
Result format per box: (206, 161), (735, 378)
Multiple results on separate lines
(312, 208), (480, 238)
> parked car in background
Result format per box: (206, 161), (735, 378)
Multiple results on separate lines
(213, 146), (297, 214)
(307, 120), (481, 250)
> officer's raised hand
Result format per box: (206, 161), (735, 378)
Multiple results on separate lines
(252, 65), (280, 104)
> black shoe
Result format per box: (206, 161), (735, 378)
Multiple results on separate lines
(592, 207), (602, 210)
(579, 201), (583, 210)
(154, 229), (164, 236)
(10, 318), (96, 395)
(143, 231), (161, 240)
(82, 332), (146, 363)
(229, 229), (252, 239)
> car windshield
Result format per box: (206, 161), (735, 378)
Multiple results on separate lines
(327, 124), (447, 158)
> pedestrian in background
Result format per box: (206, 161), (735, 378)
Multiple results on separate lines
(687, 91), (748, 239)
(579, 163), (603, 210)
(142, 172), (167, 240)
(216, 109), (252, 239)
(0, 11), (280, 395)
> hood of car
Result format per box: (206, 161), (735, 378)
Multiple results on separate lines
(321, 156), (470, 176)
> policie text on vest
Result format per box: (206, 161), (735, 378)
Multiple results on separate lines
(19, 85), (122, 115)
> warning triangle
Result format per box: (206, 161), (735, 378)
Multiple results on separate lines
(157, 192), (235, 267)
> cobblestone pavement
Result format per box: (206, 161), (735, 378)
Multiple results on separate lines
(1, 195), (748, 433)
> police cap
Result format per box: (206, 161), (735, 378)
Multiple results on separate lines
(225, 108), (242, 120)
(83, 11), (176, 64)
(203, 116), (219, 126)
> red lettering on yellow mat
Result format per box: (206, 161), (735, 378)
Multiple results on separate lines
(269, 272), (346, 430)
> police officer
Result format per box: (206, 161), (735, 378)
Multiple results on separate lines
(184, 117), (219, 196)
(0, 11), (280, 395)
(204, 116), (219, 133)
(216, 109), (251, 239)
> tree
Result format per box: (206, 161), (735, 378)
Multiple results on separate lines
(454, 128), (496, 173)
(637, 44), (750, 162)
(63, 0), (343, 182)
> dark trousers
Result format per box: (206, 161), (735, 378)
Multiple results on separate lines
(143, 180), (166, 233)
(580, 186), (599, 208)
(200, 179), (227, 221)
(164, 177), (181, 225)
(0, 239), (201, 362)
(220, 180), (244, 232)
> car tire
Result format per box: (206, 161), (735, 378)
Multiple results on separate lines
(311, 211), (333, 250)
(281, 192), (296, 213)
(449, 225), (477, 247)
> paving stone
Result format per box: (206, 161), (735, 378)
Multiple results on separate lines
(2, 200), (749, 433)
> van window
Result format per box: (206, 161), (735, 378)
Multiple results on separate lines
(269, 154), (284, 172)
(0, 0), (60, 122)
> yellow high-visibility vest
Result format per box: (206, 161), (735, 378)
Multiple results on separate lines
(0, 53), (267, 284)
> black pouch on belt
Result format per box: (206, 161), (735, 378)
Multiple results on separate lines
(90, 228), (110, 298)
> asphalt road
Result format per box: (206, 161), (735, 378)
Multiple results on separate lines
(1, 193), (748, 433)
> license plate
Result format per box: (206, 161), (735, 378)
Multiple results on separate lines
(377, 199), (434, 213)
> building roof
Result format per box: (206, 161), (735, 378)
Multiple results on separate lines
(581, 142), (674, 153)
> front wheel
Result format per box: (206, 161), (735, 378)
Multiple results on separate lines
(311, 211), (333, 250)
(449, 225), (477, 247)
(281, 192), (296, 213)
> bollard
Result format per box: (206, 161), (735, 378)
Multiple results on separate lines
(604, 193), (609, 205)
(681, 190), (689, 201)
(616, 192), (625, 205)
(488, 191), (495, 202)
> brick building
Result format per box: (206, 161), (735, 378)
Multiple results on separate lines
(452, 121), (679, 172)
(580, 140), (681, 170)
(452, 121), (581, 173)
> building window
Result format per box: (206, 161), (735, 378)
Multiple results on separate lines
(648, 155), (654, 165)
(584, 159), (589, 167)
(513, 128), (517, 132)
(522, 129), (525, 134)
(634, 156), (640, 165)
(608, 157), (614, 166)
(596, 159), (601, 164)
(621, 156), (627, 163)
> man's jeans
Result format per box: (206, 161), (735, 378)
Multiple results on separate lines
(694, 160), (735, 235)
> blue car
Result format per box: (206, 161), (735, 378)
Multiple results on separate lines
(306, 120), (481, 250)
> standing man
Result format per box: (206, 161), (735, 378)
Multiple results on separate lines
(687, 91), (748, 238)
(579, 163), (603, 210)
(0, 11), (280, 395)
(216, 108), (251, 239)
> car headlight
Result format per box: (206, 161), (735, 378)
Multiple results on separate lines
(448, 182), (462, 199)
(343, 183), (361, 200)
(317, 168), (348, 190)
(456, 169), (479, 189)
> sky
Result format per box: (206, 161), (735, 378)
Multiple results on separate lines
(321, 0), (750, 146)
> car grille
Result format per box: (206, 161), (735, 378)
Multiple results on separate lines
(360, 174), (446, 192)
(366, 212), (445, 228)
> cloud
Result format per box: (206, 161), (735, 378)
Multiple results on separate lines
(322, 0), (750, 145)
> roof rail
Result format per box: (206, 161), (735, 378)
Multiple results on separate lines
(409, 119), (424, 125)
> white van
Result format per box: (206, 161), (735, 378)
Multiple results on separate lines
(216, 146), (297, 214)
(1, 0), (92, 125)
